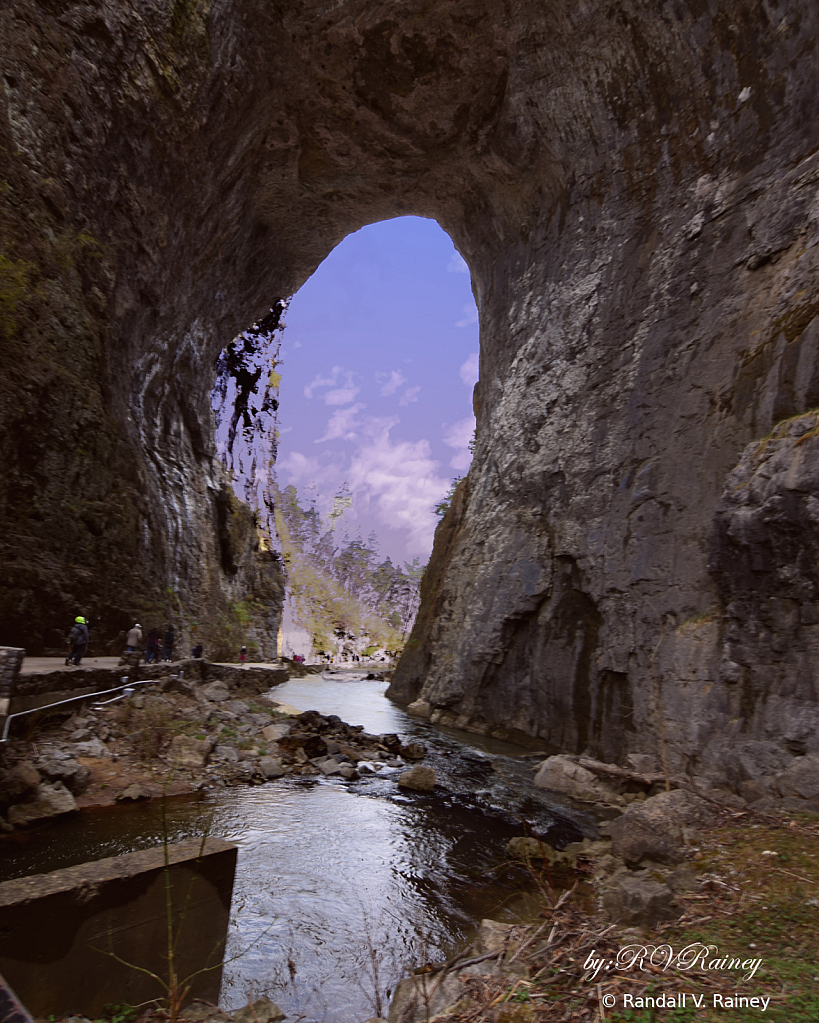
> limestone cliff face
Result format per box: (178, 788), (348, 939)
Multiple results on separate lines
(2, 0), (819, 764)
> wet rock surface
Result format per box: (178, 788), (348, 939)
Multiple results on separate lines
(0, 674), (434, 830)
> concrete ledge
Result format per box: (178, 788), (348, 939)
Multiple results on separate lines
(0, 837), (237, 1017)
(6, 659), (289, 716)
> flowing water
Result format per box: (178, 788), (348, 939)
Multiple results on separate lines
(0, 675), (596, 1021)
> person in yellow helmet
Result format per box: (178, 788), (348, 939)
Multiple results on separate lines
(66, 615), (89, 666)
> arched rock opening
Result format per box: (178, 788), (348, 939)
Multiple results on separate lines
(2, 1), (819, 774)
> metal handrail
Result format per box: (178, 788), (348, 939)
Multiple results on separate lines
(0, 676), (169, 743)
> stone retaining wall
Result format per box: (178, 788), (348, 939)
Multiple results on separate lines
(0, 838), (237, 1017)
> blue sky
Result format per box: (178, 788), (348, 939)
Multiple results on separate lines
(275, 216), (479, 565)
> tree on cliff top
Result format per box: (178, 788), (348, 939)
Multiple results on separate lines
(274, 483), (424, 655)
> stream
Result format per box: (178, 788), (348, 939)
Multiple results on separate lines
(1, 675), (596, 1022)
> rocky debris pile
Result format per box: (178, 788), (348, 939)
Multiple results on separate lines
(0, 757), (89, 831)
(531, 745), (819, 814)
(507, 763), (727, 929)
(519, 748), (819, 928)
(0, 674), (432, 830)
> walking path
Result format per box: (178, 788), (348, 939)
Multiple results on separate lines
(19, 657), (291, 675)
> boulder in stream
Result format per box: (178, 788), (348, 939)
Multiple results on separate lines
(398, 765), (436, 791)
(7, 781), (78, 826)
(233, 998), (285, 1023)
(532, 755), (620, 804)
(406, 699), (431, 719)
(116, 782), (151, 802)
(259, 757), (286, 779)
(399, 741), (427, 761)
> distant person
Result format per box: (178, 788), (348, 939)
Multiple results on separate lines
(145, 627), (161, 663)
(162, 625), (175, 662)
(191, 643), (203, 658)
(239, 645), (247, 665)
(66, 616), (89, 666)
(125, 623), (143, 653)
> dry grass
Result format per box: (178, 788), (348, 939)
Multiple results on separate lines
(428, 808), (819, 1023)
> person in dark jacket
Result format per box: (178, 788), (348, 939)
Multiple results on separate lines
(66, 616), (89, 666)
(145, 627), (161, 663)
(162, 625), (175, 662)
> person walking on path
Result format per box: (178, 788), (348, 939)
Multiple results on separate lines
(66, 616), (89, 666)
(145, 627), (160, 663)
(162, 625), (175, 662)
(125, 623), (143, 653)
(239, 645), (247, 665)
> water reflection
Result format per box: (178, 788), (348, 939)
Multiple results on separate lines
(1, 677), (593, 1022)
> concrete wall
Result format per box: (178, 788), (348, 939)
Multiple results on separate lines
(0, 838), (237, 1017)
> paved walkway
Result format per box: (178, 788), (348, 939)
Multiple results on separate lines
(19, 657), (286, 675)
(19, 656), (123, 674)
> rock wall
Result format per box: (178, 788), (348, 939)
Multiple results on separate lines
(2, 0), (819, 765)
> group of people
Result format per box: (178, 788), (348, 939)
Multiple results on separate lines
(64, 618), (177, 666)
(126, 624), (175, 663)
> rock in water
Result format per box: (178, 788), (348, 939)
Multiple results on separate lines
(7, 782), (78, 826)
(399, 741), (427, 760)
(259, 757), (286, 779)
(233, 999), (285, 1023)
(406, 700), (431, 719)
(116, 783), (151, 802)
(398, 766), (436, 792)
(533, 755), (619, 804)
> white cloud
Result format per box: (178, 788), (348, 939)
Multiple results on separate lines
(304, 366), (359, 404)
(456, 304), (479, 328)
(378, 370), (406, 396)
(316, 402), (366, 442)
(399, 386), (421, 406)
(447, 252), (469, 274)
(304, 366), (339, 398)
(459, 352), (479, 387)
(325, 386), (360, 405)
(280, 421), (453, 557)
(345, 424), (450, 552)
(443, 415), (475, 473)
(443, 416), (476, 451)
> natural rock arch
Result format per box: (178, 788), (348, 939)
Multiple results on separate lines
(3, 0), (819, 771)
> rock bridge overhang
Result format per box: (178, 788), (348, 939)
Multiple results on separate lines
(4, 0), (819, 776)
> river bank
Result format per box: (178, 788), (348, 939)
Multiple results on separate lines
(0, 664), (403, 828)
(5, 672), (819, 1023)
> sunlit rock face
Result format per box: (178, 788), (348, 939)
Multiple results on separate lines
(3, 1), (819, 765)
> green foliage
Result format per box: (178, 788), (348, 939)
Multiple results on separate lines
(275, 483), (425, 654)
(435, 476), (464, 518)
(97, 1004), (138, 1023)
